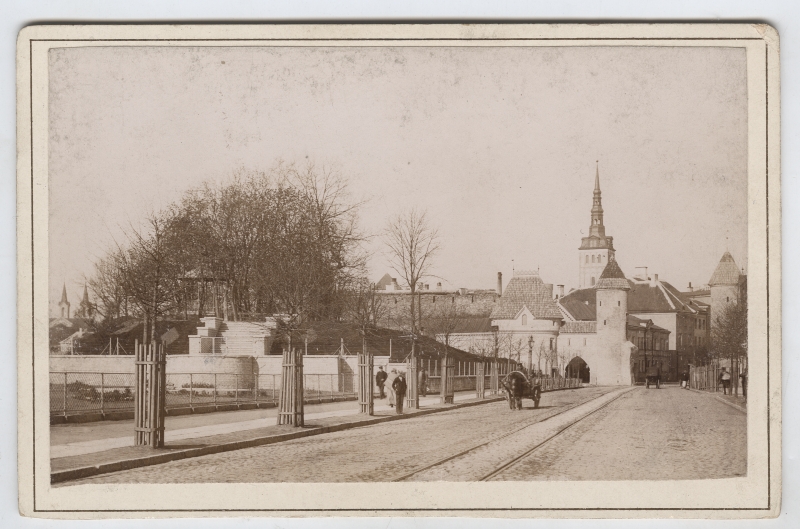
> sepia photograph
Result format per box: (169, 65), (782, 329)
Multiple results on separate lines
(16, 23), (781, 518)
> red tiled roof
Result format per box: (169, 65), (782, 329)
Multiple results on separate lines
(451, 317), (494, 334)
(490, 272), (562, 320)
(596, 260), (630, 290)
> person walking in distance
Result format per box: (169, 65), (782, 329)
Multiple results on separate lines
(418, 365), (428, 397)
(680, 370), (690, 389)
(720, 367), (732, 395)
(739, 368), (748, 398)
(385, 368), (398, 407)
(375, 366), (388, 399)
(392, 371), (408, 414)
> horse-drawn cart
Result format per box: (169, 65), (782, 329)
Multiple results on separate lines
(645, 365), (662, 389)
(501, 371), (542, 409)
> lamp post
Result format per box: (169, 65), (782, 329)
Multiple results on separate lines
(527, 335), (534, 376)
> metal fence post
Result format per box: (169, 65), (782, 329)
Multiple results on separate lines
(100, 373), (105, 415)
(235, 374), (239, 404)
(189, 373), (193, 408)
(214, 373), (218, 406)
(63, 372), (68, 417)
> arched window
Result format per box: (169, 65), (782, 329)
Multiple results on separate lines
(522, 314), (528, 326)
(586, 255), (589, 263)
(591, 255), (595, 263)
(591, 277), (596, 286)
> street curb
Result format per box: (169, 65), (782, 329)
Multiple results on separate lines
(687, 388), (747, 414)
(51, 396), (505, 484)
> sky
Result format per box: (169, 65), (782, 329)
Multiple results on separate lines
(48, 45), (748, 312)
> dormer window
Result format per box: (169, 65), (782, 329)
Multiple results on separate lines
(522, 314), (527, 326)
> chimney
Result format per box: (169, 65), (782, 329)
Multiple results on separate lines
(688, 281), (693, 292)
(557, 285), (565, 298)
(650, 274), (659, 287)
(496, 272), (503, 296)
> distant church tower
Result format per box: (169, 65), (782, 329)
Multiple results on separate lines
(579, 163), (616, 288)
(58, 283), (70, 319)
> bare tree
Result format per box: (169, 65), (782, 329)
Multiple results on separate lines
(383, 208), (440, 335)
(426, 299), (468, 357)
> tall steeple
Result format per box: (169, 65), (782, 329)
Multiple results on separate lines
(578, 162), (616, 289)
(58, 283), (71, 319)
(589, 161), (605, 238)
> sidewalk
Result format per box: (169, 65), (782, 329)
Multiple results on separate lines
(687, 387), (747, 413)
(52, 390), (499, 483)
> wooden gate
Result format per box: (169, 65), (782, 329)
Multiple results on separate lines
(358, 351), (374, 415)
(490, 360), (499, 395)
(440, 356), (455, 404)
(475, 361), (486, 399)
(277, 348), (304, 426)
(134, 341), (167, 448)
(405, 355), (420, 410)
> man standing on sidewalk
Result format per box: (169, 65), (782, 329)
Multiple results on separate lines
(375, 366), (388, 399)
(680, 370), (690, 389)
(720, 367), (732, 395)
(418, 366), (428, 397)
(392, 372), (407, 414)
(385, 368), (398, 407)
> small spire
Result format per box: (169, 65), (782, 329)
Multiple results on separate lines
(82, 283), (90, 304)
(60, 283), (68, 304)
(594, 161), (600, 193)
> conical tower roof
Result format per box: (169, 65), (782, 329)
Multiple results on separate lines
(60, 283), (69, 304)
(596, 259), (630, 290)
(708, 252), (741, 286)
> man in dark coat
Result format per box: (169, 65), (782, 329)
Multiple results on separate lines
(502, 371), (527, 410)
(392, 372), (408, 414)
(375, 366), (388, 399)
(418, 366), (428, 397)
(680, 370), (690, 389)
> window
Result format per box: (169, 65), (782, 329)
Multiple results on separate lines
(550, 338), (554, 350)
(586, 255), (589, 263)
(599, 301), (602, 306)
(592, 255), (595, 263)
(591, 277), (596, 286)
(568, 339), (571, 346)
(618, 301), (621, 306)
(522, 314), (527, 326)
(583, 338), (587, 346)
(604, 320), (607, 326)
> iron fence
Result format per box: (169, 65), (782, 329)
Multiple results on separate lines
(689, 360), (745, 396)
(50, 372), (359, 417)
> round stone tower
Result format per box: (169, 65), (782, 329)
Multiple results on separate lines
(595, 259), (631, 385)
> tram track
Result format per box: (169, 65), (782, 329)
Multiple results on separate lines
(393, 386), (633, 482)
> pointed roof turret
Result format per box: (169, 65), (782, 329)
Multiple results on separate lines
(82, 284), (90, 304)
(596, 259), (630, 290)
(580, 162), (614, 251)
(60, 283), (69, 304)
(594, 161), (601, 193)
(709, 251), (742, 286)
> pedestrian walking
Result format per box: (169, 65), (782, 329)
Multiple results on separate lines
(720, 367), (732, 395)
(680, 370), (689, 389)
(392, 372), (407, 414)
(418, 366), (428, 397)
(375, 366), (388, 399)
(739, 368), (748, 398)
(385, 368), (398, 407)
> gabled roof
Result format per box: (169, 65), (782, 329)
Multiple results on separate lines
(627, 314), (670, 334)
(375, 273), (395, 288)
(708, 252), (742, 286)
(490, 271), (562, 320)
(558, 288), (597, 321)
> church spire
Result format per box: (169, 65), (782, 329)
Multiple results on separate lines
(60, 283), (68, 304)
(82, 284), (90, 304)
(589, 161), (605, 238)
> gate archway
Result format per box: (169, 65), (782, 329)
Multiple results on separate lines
(566, 356), (590, 383)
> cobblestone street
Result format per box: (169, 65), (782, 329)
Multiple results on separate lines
(61, 386), (745, 485)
